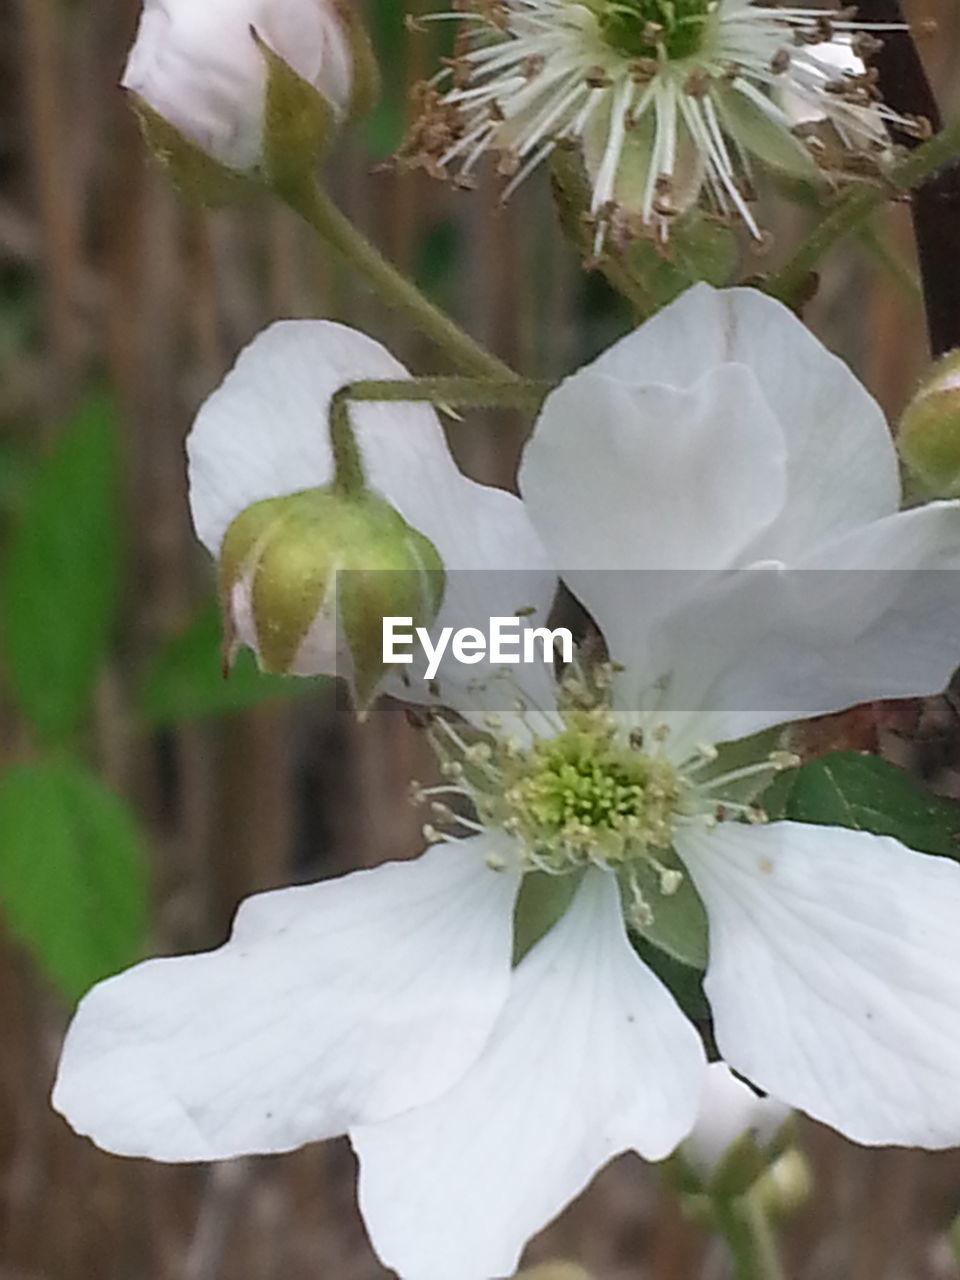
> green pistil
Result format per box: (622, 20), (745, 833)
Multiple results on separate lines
(498, 712), (682, 869)
(593, 0), (711, 59)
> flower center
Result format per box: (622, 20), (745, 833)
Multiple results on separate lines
(499, 715), (682, 869)
(588, 0), (712, 59)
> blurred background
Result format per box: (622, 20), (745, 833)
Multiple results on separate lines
(2, 1), (960, 1276)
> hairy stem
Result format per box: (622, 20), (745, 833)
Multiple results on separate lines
(327, 376), (554, 494)
(282, 181), (520, 381)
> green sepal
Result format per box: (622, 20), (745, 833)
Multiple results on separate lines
(258, 35), (338, 194)
(129, 96), (256, 206)
(333, 0), (381, 121)
(714, 83), (820, 181)
(627, 853), (709, 970)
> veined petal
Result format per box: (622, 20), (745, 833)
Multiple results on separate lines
(578, 285), (899, 558)
(352, 869), (705, 1280)
(680, 820), (960, 1147)
(520, 360), (787, 669)
(52, 839), (520, 1162)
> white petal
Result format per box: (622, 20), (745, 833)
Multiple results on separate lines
(682, 1062), (790, 1179)
(555, 284), (898, 558)
(52, 839), (519, 1162)
(123, 0), (354, 171)
(680, 820), (960, 1147)
(520, 362), (787, 666)
(352, 869), (705, 1280)
(645, 502), (960, 744)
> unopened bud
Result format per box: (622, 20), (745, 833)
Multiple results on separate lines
(664, 1062), (792, 1199)
(898, 350), (960, 497)
(219, 486), (444, 708)
(123, 0), (378, 189)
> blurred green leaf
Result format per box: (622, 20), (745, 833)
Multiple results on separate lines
(2, 392), (120, 743)
(0, 761), (147, 1002)
(141, 603), (324, 726)
(777, 751), (960, 857)
(364, 0), (409, 157)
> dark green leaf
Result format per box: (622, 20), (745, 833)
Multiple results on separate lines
(3, 392), (121, 742)
(0, 761), (147, 1002)
(778, 750), (960, 858)
(140, 603), (324, 726)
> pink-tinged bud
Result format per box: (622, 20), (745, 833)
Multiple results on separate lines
(122, 0), (377, 173)
(898, 350), (960, 498)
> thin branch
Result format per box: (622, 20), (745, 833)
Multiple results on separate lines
(858, 0), (960, 356)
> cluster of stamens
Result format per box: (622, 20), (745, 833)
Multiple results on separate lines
(411, 660), (798, 929)
(399, 0), (925, 251)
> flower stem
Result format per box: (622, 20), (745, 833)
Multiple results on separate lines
(333, 376), (554, 415)
(712, 1195), (787, 1280)
(280, 180), (519, 382)
(326, 376), (553, 496)
(767, 120), (960, 309)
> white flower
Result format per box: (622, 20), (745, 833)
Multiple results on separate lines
(53, 286), (960, 1280)
(409, 0), (905, 245)
(122, 0), (361, 170)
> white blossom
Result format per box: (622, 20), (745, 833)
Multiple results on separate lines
(53, 286), (960, 1280)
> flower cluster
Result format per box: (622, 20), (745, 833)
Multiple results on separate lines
(54, 286), (960, 1279)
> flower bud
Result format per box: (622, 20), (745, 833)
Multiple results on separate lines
(664, 1063), (791, 1199)
(897, 350), (960, 497)
(122, 0), (378, 179)
(219, 486), (444, 708)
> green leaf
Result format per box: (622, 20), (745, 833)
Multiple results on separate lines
(140, 603), (324, 726)
(0, 761), (147, 1002)
(778, 751), (960, 858)
(2, 392), (121, 743)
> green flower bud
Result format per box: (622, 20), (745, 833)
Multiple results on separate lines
(219, 487), (444, 708)
(898, 350), (960, 497)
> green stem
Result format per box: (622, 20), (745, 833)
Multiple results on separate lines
(334, 376), (554, 414)
(327, 376), (554, 495)
(767, 120), (960, 308)
(712, 1195), (788, 1280)
(281, 181), (519, 382)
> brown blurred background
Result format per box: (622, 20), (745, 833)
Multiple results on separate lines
(3, 0), (960, 1276)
